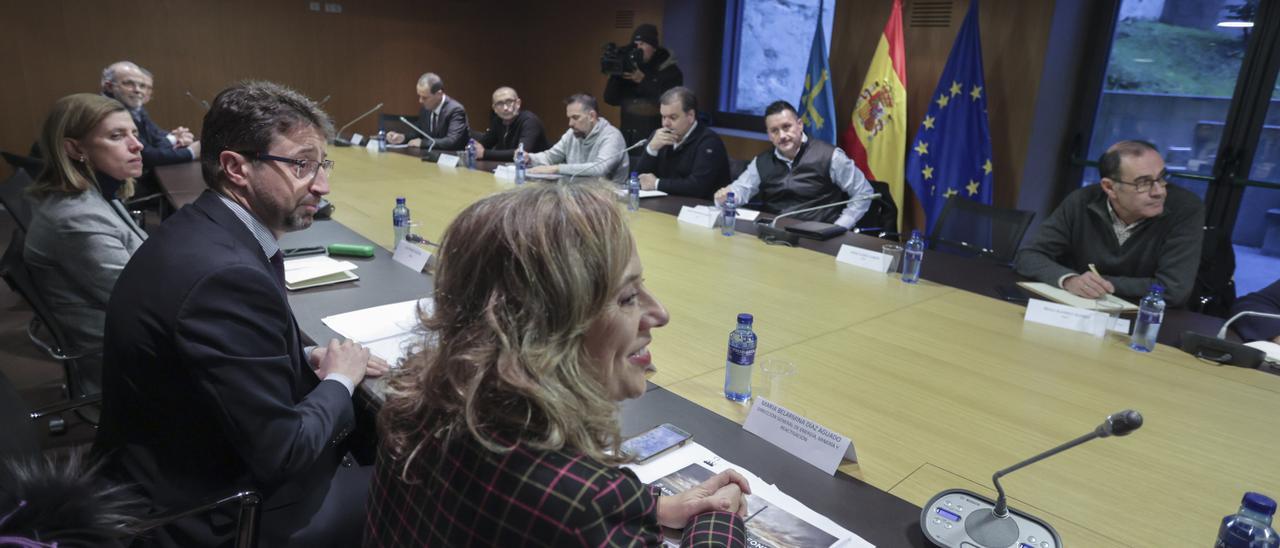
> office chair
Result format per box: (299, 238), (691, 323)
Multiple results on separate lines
(0, 229), (97, 409)
(1189, 224), (1236, 316)
(728, 158), (750, 182)
(852, 180), (900, 239)
(0, 370), (261, 548)
(928, 196), (1035, 265)
(1, 151), (44, 176)
(0, 168), (35, 232)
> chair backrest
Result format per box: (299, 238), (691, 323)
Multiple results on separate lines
(728, 157), (750, 182)
(0, 168), (35, 232)
(1189, 224), (1237, 317)
(1, 150), (45, 175)
(377, 112), (424, 134)
(1, 229), (81, 395)
(854, 180), (900, 238)
(927, 196), (1035, 264)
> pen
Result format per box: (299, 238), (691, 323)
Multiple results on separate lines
(1088, 263), (1101, 277)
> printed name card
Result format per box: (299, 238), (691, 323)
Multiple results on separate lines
(365, 138), (379, 152)
(349, 133), (364, 146)
(835, 244), (890, 273)
(436, 153), (461, 168)
(677, 206), (720, 228)
(743, 397), (857, 475)
(391, 241), (432, 272)
(1024, 298), (1114, 337)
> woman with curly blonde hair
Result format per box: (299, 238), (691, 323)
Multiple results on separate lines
(366, 183), (748, 547)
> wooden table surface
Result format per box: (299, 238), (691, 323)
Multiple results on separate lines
(267, 149), (1280, 546)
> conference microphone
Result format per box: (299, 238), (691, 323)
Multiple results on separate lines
(754, 193), (879, 246)
(185, 91), (209, 110)
(317, 95), (331, 106)
(1179, 310), (1280, 368)
(398, 116), (437, 152)
(566, 139), (649, 181)
(921, 409), (1144, 548)
(333, 103), (384, 147)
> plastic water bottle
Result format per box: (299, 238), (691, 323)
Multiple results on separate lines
(901, 230), (924, 284)
(722, 192), (737, 236)
(1129, 284), (1166, 352)
(723, 313), (757, 403)
(465, 139), (477, 169)
(1216, 492), (1278, 547)
(377, 129), (387, 152)
(627, 172), (640, 212)
(514, 143), (526, 185)
(392, 197), (411, 245)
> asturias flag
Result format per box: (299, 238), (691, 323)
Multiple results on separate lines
(799, 1), (837, 145)
(841, 0), (907, 230)
(903, 0), (993, 234)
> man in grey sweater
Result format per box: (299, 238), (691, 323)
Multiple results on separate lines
(528, 93), (629, 184)
(1014, 140), (1204, 306)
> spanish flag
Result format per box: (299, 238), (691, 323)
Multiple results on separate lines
(841, 0), (907, 230)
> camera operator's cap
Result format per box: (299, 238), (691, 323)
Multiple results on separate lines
(632, 24), (660, 47)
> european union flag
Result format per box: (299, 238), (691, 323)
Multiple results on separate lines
(904, 0), (993, 235)
(799, 1), (836, 145)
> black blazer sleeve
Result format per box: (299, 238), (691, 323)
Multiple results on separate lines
(174, 263), (354, 485)
(1231, 278), (1280, 342)
(137, 111), (194, 167)
(435, 102), (471, 151)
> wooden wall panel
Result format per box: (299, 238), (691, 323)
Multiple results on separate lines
(0, 0), (663, 175)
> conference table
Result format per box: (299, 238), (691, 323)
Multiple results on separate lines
(157, 148), (1280, 547)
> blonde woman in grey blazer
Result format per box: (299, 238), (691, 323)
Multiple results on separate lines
(24, 93), (146, 395)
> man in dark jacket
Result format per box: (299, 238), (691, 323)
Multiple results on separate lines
(1014, 140), (1204, 306)
(101, 61), (200, 169)
(473, 86), (549, 162)
(633, 87), (729, 199)
(603, 23), (683, 147)
(385, 72), (470, 151)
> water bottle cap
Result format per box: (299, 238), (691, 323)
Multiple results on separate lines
(911, 229), (921, 238)
(395, 196), (405, 204)
(736, 313), (753, 325)
(630, 172), (638, 177)
(1243, 492), (1278, 515)
(1150, 283), (1164, 294)
(728, 192), (735, 198)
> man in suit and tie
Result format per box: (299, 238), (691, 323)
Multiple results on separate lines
(385, 72), (470, 150)
(101, 61), (200, 169)
(93, 80), (387, 547)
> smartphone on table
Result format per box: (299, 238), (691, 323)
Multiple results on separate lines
(622, 423), (692, 463)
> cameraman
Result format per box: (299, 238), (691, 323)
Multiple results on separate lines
(603, 23), (683, 148)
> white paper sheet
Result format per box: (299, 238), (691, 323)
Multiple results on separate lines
(321, 299), (434, 366)
(283, 256), (358, 285)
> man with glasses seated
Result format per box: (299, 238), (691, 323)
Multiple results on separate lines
(1015, 140), (1204, 306)
(472, 86), (550, 161)
(93, 81), (388, 547)
(101, 60), (200, 170)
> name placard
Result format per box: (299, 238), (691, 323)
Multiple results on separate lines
(365, 138), (380, 152)
(835, 244), (890, 273)
(743, 397), (857, 475)
(349, 133), (365, 146)
(677, 205), (720, 228)
(436, 153), (460, 168)
(391, 241), (432, 272)
(1024, 298), (1111, 337)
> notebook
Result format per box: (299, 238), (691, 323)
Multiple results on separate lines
(1016, 281), (1138, 312)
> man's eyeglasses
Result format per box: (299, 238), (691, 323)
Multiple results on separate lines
(492, 98), (518, 109)
(240, 152), (334, 180)
(1111, 171), (1169, 193)
(117, 79), (152, 91)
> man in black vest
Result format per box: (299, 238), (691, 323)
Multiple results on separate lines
(633, 87), (729, 200)
(714, 101), (873, 227)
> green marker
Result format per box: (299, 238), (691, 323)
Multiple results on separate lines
(326, 243), (376, 257)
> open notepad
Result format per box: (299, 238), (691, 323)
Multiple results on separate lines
(283, 255), (358, 291)
(321, 299), (433, 366)
(1017, 281), (1138, 312)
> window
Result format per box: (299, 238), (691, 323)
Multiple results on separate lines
(719, 0), (836, 118)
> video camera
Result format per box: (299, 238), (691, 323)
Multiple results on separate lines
(600, 42), (644, 76)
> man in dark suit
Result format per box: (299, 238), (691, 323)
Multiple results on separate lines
(1231, 278), (1280, 343)
(93, 81), (387, 547)
(101, 61), (200, 169)
(384, 72), (470, 150)
(633, 87), (729, 200)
